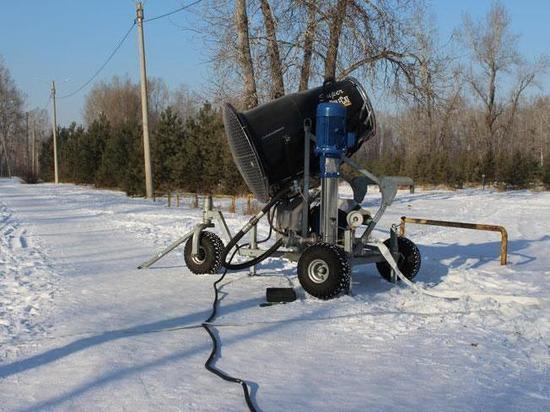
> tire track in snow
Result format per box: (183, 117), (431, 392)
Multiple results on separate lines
(0, 201), (59, 359)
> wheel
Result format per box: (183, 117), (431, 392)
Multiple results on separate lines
(297, 243), (351, 300)
(376, 236), (421, 282)
(184, 231), (224, 274)
(333, 246), (351, 293)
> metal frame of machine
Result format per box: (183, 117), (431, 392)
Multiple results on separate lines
(139, 121), (419, 298)
(140, 80), (421, 299)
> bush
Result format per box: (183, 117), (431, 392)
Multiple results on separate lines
(496, 150), (538, 188)
(20, 171), (39, 184)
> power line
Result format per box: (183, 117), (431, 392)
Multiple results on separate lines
(41, 95), (51, 112)
(58, 22), (136, 99)
(55, 1), (202, 100)
(144, 0), (202, 22)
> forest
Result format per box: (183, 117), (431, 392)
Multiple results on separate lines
(1, 1), (549, 195)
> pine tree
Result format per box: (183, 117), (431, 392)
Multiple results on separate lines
(170, 115), (199, 193)
(96, 123), (133, 189)
(39, 135), (54, 182)
(77, 115), (109, 184)
(122, 121), (145, 196)
(152, 107), (183, 191)
(178, 103), (222, 193)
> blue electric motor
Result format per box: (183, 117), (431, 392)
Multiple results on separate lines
(315, 102), (356, 177)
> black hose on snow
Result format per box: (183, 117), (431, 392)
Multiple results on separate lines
(202, 246), (258, 411)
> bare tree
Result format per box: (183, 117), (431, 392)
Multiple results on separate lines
(260, 0), (285, 98)
(400, 9), (465, 151)
(201, 0), (423, 107)
(503, 58), (549, 137)
(324, 0), (348, 80)
(0, 58), (24, 177)
(170, 84), (202, 120)
(84, 76), (141, 127)
(147, 77), (170, 125)
(299, 0), (317, 90)
(460, 2), (548, 150)
(28, 107), (49, 175)
(235, 0), (258, 108)
(83, 75), (169, 128)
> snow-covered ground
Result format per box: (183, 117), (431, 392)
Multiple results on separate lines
(0, 178), (548, 411)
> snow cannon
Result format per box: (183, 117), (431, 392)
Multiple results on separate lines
(222, 77), (375, 203)
(140, 78), (421, 300)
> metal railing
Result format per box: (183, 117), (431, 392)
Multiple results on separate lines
(154, 192), (261, 215)
(399, 216), (509, 265)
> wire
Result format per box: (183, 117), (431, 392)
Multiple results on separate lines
(54, 1), (202, 100)
(41, 95), (51, 112)
(202, 246), (258, 412)
(144, 0), (203, 22)
(57, 22), (136, 99)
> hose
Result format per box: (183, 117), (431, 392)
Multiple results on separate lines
(375, 241), (546, 305)
(221, 189), (289, 270)
(202, 246), (258, 412)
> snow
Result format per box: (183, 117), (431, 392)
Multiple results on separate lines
(0, 178), (548, 411)
(0, 199), (58, 356)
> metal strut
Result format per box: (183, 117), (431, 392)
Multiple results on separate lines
(137, 195), (235, 269)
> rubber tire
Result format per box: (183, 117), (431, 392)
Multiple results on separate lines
(297, 243), (351, 300)
(376, 237), (421, 282)
(333, 246), (351, 293)
(184, 231), (224, 274)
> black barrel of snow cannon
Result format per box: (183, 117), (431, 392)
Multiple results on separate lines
(222, 77), (376, 202)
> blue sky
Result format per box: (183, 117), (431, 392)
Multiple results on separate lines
(1, 0), (548, 125)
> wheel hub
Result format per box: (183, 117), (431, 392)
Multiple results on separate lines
(308, 259), (330, 284)
(191, 247), (207, 265)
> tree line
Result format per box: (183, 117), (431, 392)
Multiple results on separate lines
(203, 0), (549, 189)
(39, 91), (246, 195)
(1, 1), (549, 193)
(0, 57), (48, 179)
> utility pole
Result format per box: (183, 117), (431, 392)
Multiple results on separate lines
(136, 1), (154, 199)
(31, 121), (36, 175)
(51, 81), (59, 184)
(539, 112), (545, 168)
(25, 112), (30, 172)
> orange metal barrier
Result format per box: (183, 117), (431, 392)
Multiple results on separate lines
(399, 216), (508, 265)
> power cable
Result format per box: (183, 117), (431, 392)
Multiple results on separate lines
(41, 95), (51, 112)
(200, 202), (283, 411)
(55, 1), (202, 100)
(202, 245), (258, 412)
(144, 0), (202, 22)
(57, 22), (136, 99)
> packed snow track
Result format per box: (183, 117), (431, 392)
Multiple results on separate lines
(0, 179), (548, 411)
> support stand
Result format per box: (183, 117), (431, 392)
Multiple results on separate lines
(249, 224), (257, 276)
(138, 195), (235, 269)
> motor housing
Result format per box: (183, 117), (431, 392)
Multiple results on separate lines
(275, 196), (306, 234)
